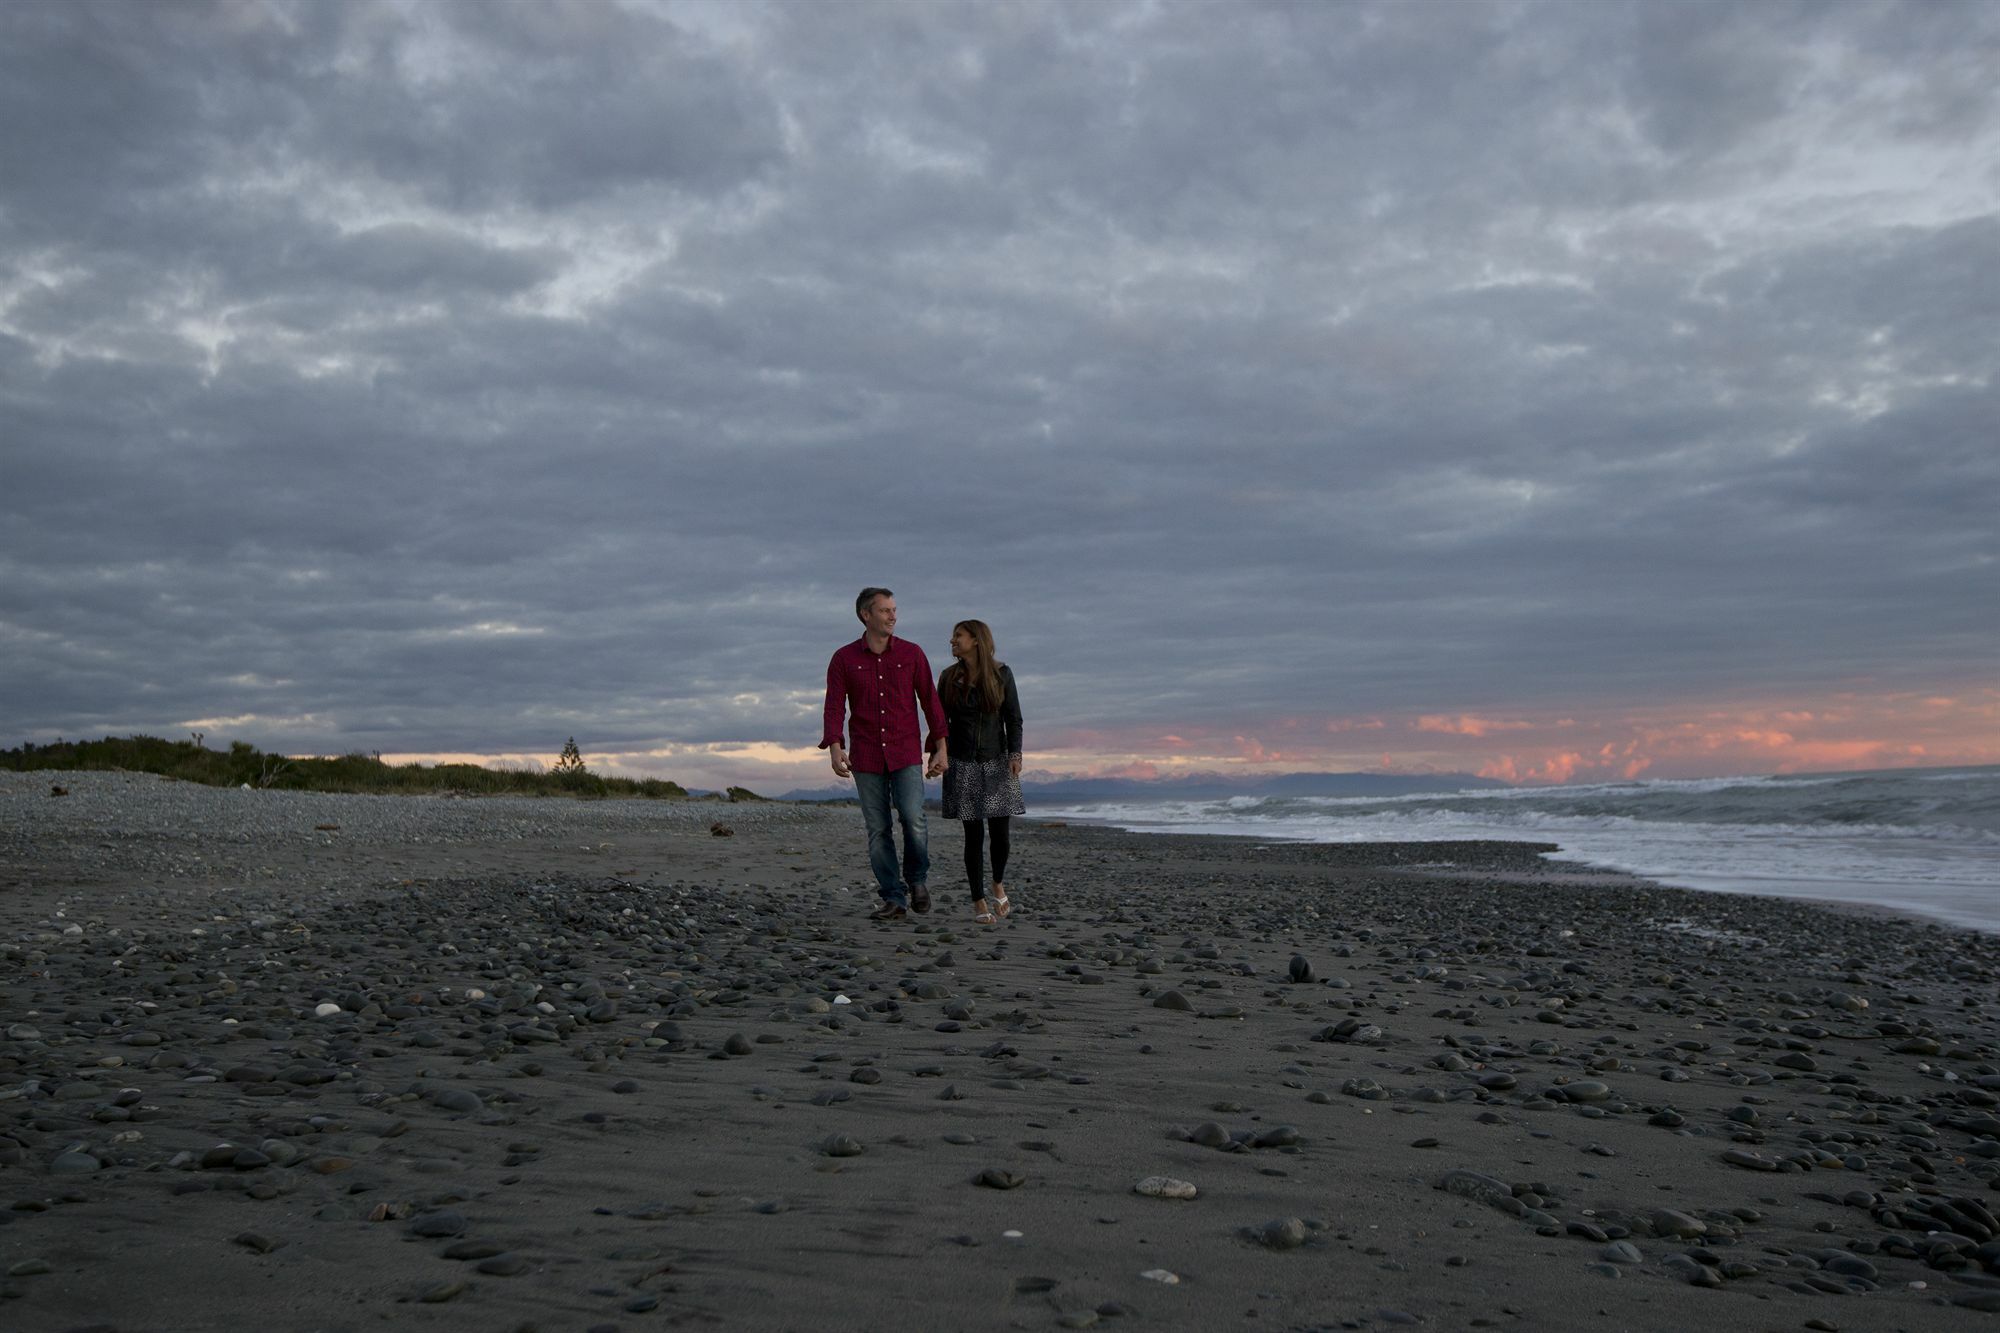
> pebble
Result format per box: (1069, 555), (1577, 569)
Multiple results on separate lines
(1436, 1169), (1515, 1209)
(1255, 1217), (1308, 1250)
(443, 1241), (507, 1260)
(408, 1211), (469, 1238)
(1649, 1209), (1707, 1240)
(476, 1253), (531, 1276)
(1134, 1176), (1197, 1200)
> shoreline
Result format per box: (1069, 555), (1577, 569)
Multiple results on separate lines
(1033, 808), (2000, 937)
(5, 773), (2000, 1330)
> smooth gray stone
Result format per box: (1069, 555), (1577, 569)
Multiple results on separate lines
(1259, 1217), (1308, 1250)
(475, 1252), (531, 1276)
(1650, 1208), (1708, 1238)
(1436, 1170), (1514, 1208)
(408, 1210), (469, 1238)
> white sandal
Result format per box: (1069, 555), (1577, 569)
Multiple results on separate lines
(972, 897), (998, 925)
(992, 886), (1012, 918)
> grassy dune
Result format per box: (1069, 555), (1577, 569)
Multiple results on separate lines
(2, 735), (697, 799)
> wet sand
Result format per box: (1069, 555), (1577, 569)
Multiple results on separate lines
(4, 774), (2000, 1332)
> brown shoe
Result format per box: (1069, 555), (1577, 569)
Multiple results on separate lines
(868, 902), (907, 921)
(910, 883), (931, 914)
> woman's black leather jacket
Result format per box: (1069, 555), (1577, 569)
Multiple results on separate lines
(943, 663), (1023, 762)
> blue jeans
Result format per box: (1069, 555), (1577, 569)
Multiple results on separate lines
(854, 765), (928, 905)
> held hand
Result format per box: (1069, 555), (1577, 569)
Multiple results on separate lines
(830, 745), (851, 778)
(926, 749), (948, 779)
(1009, 755), (1022, 777)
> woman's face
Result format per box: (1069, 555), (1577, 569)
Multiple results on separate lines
(950, 626), (975, 659)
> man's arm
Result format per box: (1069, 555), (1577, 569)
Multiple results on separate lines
(915, 646), (948, 776)
(821, 652), (852, 777)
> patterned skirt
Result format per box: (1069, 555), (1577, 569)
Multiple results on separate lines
(942, 756), (1026, 820)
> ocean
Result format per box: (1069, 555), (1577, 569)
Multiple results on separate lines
(1033, 765), (2000, 933)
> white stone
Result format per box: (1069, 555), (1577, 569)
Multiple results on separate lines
(1134, 1176), (1198, 1200)
(313, 1002), (342, 1017)
(1140, 1269), (1180, 1285)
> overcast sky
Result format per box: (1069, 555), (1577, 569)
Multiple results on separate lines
(3, 0), (1995, 791)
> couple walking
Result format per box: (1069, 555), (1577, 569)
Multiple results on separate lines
(820, 586), (1024, 924)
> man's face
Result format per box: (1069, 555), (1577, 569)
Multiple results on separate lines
(861, 595), (898, 637)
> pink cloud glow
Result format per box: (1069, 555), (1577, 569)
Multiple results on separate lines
(1416, 714), (1535, 737)
(1026, 683), (1999, 786)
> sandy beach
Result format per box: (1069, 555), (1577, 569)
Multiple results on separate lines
(4, 772), (1999, 1333)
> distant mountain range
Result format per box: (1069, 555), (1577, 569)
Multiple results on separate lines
(777, 770), (1506, 803)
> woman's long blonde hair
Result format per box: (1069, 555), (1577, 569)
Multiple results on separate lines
(942, 619), (1003, 714)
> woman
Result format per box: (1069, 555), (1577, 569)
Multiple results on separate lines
(938, 619), (1025, 924)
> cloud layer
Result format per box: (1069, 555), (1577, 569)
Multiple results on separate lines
(3, 0), (1996, 788)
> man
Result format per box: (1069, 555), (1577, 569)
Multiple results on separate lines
(821, 587), (948, 920)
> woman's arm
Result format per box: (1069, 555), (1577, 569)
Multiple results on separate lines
(1001, 664), (1023, 767)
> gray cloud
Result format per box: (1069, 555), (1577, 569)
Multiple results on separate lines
(2, 0), (1996, 782)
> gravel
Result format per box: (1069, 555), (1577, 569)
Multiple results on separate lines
(1, 769), (823, 891)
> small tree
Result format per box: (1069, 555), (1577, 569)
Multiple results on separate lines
(555, 738), (587, 774)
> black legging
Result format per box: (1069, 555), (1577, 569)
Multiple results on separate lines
(962, 817), (1011, 901)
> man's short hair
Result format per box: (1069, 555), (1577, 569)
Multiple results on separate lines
(856, 586), (893, 620)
